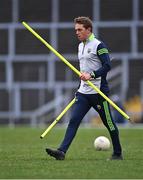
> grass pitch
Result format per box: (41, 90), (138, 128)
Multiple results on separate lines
(0, 126), (143, 179)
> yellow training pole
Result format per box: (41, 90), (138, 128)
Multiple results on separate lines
(22, 22), (130, 120)
(40, 98), (76, 138)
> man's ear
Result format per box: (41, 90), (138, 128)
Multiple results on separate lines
(87, 27), (91, 32)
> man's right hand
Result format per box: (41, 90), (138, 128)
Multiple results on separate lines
(80, 72), (92, 81)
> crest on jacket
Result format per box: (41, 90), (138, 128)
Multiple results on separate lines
(87, 48), (91, 53)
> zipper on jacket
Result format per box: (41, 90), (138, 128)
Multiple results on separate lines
(82, 42), (86, 55)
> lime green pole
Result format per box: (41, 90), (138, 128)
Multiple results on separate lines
(40, 98), (76, 138)
(22, 22), (130, 120)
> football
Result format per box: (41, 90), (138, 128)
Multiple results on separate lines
(94, 136), (110, 151)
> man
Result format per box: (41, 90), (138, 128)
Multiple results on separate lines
(46, 16), (123, 160)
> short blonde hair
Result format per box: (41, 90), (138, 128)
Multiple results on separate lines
(74, 16), (93, 32)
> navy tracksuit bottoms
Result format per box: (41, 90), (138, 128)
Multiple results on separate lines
(58, 92), (122, 155)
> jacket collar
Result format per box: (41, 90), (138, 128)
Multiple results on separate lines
(83, 33), (95, 43)
(88, 33), (95, 41)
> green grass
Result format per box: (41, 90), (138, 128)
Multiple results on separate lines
(0, 126), (143, 179)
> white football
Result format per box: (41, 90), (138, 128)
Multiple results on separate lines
(94, 136), (110, 151)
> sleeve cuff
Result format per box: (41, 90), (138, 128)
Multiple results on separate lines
(90, 71), (96, 79)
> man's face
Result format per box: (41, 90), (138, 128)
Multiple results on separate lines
(75, 23), (91, 41)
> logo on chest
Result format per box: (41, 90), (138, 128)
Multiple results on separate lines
(87, 48), (91, 53)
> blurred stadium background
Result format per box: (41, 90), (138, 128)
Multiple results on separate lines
(0, 0), (143, 127)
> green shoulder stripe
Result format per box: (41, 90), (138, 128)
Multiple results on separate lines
(98, 48), (108, 55)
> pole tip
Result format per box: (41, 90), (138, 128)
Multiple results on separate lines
(127, 118), (131, 121)
(40, 136), (43, 139)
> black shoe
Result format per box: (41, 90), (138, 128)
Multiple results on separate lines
(46, 148), (65, 160)
(107, 154), (123, 161)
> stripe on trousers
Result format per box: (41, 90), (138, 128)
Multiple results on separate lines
(103, 101), (115, 131)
